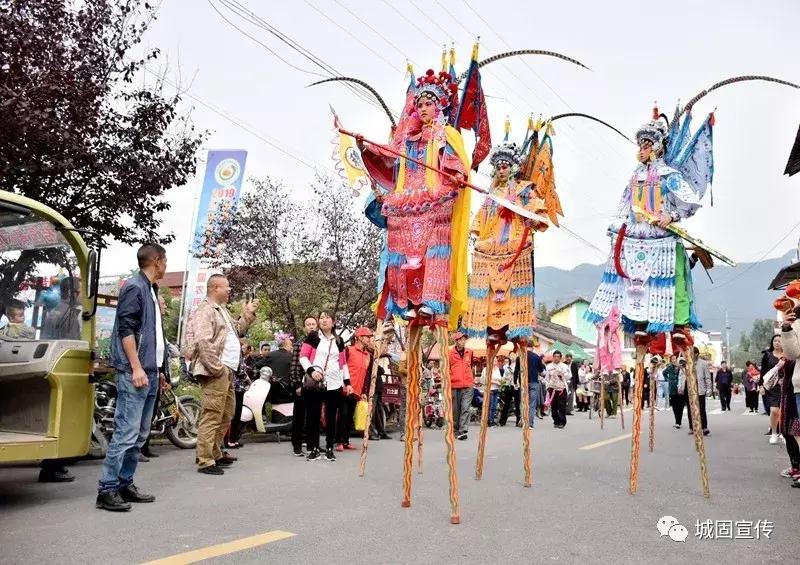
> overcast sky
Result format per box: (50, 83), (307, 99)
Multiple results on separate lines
(101, 0), (800, 280)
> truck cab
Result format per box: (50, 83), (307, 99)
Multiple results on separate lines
(0, 192), (99, 464)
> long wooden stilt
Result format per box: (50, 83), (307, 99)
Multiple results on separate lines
(629, 344), (647, 494)
(685, 351), (711, 497)
(648, 369), (656, 452)
(518, 342), (533, 487)
(475, 342), (498, 480)
(599, 373), (606, 429)
(618, 371), (626, 430)
(435, 324), (461, 524)
(359, 320), (386, 477)
(416, 408), (424, 474)
(401, 323), (422, 508)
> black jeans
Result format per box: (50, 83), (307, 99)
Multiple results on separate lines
(228, 389), (245, 444)
(670, 394), (685, 425)
(718, 384), (732, 411)
(338, 394), (358, 445)
(305, 387), (343, 451)
(622, 386), (630, 406)
(784, 433), (800, 469)
(685, 393), (708, 431)
(370, 391), (386, 437)
(641, 385), (650, 408)
(291, 390), (306, 451)
(550, 389), (567, 427)
(745, 390), (759, 410)
(499, 387), (521, 426)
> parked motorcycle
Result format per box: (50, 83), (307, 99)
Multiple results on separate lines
(240, 366), (293, 438)
(89, 373), (202, 458)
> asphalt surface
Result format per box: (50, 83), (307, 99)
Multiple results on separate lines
(1, 393), (797, 565)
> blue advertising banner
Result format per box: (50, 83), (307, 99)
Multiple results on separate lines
(181, 150), (247, 331)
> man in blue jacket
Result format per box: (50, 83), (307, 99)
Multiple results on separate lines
(96, 243), (167, 512)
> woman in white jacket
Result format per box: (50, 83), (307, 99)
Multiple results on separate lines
(576, 362), (593, 412)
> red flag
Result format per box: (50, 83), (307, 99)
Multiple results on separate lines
(454, 57), (491, 170)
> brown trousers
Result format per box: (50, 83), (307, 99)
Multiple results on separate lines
(196, 370), (235, 468)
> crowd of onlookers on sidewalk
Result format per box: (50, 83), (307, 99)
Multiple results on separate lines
(93, 244), (800, 512)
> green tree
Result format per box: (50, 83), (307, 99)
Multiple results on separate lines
(159, 286), (180, 343)
(731, 318), (776, 369)
(0, 0), (204, 244)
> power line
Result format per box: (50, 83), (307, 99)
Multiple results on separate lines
(205, 0), (326, 78)
(216, 0), (388, 114)
(457, 0), (628, 163)
(212, 1), (616, 262)
(303, 0), (404, 73)
(145, 67), (324, 172)
(331, 0), (415, 64)
(377, 0), (441, 47)
(428, 0), (627, 175)
(391, 2), (625, 211)
(698, 218), (800, 293)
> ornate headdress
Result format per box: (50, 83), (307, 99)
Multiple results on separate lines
(489, 141), (523, 174)
(635, 120), (668, 153)
(414, 69), (459, 112)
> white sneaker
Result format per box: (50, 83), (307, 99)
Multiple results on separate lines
(769, 433), (780, 445)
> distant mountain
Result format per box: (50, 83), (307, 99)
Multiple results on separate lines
(535, 249), (796, 340)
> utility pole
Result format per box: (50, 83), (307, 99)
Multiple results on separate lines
(725, 310), (731, 365)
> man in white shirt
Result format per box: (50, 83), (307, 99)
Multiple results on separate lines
(545, 351), (571, 429)
(187, 274), (259, 475)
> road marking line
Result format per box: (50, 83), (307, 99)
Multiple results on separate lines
(141, 530), (296, 565)
(578, 433), (632, 451)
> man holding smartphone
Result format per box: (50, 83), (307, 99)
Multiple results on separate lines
(187, 274), (259, 475)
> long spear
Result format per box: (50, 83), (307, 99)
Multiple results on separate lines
(340, 128), (548, 224)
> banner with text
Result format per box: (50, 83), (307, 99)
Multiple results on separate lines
(181, 149), (247, 335)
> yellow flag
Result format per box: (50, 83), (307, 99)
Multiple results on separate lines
(331, 109), (370, 195)
(530, 134), (563, 225)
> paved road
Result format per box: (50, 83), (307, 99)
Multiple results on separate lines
(1, 394), (796, 564)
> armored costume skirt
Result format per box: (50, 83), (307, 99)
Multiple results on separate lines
(463, 247), (534, 341)
(585, 233), (699, 334)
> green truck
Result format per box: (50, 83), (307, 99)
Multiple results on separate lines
(0, 190), (100, 464)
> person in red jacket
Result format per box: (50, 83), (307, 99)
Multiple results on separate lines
(339, 326), (375, 451)
(448, 331), (474, 440)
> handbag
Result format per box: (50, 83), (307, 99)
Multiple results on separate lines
(354, 399), (369, 431)
(762, 363), (782, 392)
(303, 338), (332, 392)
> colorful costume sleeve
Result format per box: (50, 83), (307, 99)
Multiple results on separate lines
(662, 172), (701, 220)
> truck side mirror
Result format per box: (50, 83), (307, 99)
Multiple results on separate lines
(82, 248), (101, 320)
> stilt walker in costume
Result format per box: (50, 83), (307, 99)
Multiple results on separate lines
(584, 106), (713, 496)
(356, 63), (473, 525)
(464, 138), (548, 486)
(583, 73), (800, 496)
(464, 113), (627, 483)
